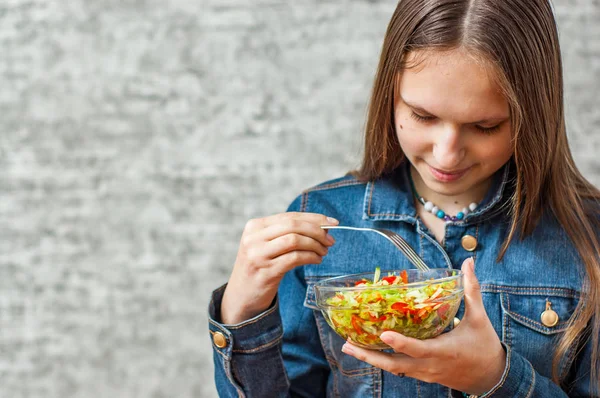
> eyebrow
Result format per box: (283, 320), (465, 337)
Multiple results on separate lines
(402, 97), (510, 125)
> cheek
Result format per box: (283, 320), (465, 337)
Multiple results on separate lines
(474, 134), (513, 165)
(396, 127), (429, 157)
(396, 115), (429, 156)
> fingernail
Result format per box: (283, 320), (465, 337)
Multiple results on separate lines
(380, 333), (393, 344)
(326, 234), (335, 244)
(342, 343), (354, 355)
(326, 217), (339, 225)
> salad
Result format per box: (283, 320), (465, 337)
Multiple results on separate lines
(321, 267), (462, 348)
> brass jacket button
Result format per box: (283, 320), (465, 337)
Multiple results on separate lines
(213, 332), (228, 348)
(541, 301), (559, 327)
(461, 235), (478, 252)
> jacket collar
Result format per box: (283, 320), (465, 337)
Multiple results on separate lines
(362, 162), (512, 224)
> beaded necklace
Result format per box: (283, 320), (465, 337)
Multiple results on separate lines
(408, 171), (478, 222)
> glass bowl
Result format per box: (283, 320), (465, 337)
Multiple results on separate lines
(314, 268), (464, 350)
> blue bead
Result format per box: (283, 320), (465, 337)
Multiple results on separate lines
(456, 212), (464, 220)
(436, 210), (445, 218)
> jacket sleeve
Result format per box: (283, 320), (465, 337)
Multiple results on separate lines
(209, 195), (330, 397)
(477, 337), (596, 398)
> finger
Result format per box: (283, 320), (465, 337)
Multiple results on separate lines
(270, 250), (324, 273)
(379, 331), (438, 358)
(267, 233), (330, 258)
(258, 219), (335, 247)
(260, 212), (339, 228)
(341, 341), (413, 377)
(461, 257), (484, 320)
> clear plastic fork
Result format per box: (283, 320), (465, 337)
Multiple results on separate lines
(320, 225), (430, 272)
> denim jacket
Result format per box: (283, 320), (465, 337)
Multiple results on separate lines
(209, 163), (596, 397)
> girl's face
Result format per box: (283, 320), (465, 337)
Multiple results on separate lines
(395, 48), (513, 198)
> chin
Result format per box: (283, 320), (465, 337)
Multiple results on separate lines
(424, 181), (471, 196)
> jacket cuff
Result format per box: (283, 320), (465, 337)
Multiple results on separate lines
(481, 342), (535, 397)
(208, 284), (284, 358)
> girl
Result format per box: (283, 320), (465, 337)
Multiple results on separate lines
(209, 0), (600, 396)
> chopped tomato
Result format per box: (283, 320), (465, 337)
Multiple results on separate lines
(400, 270), (408, 284)
(369, 314), (387, 322)
(391, 302), (409, 312)
(392, 302), (421, 318)
(364, 333), (379, 343)
(351, 315), (364, 335)
(437, 303), (450, 319)
(391, 302), (416, 314)
(382, 276), (397, 284)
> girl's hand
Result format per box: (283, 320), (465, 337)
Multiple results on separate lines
(341, 258), (506, 396)
(221, 212), (338, 325)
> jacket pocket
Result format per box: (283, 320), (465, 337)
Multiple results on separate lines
(304, 276), (379, 396)
(303, 275), (324, 310)
(499, 287), (580, 378)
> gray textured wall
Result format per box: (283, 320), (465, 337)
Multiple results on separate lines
(0, 1), (598, 397)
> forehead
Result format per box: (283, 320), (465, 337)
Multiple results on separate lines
(397, 48), (508, 118)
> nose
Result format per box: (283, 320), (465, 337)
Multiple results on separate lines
(432, 124), (466, 169)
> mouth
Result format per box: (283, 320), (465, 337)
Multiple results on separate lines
(428, 165), (471, 182)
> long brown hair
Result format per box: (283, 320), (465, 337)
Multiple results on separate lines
(354, 0), (600, 392)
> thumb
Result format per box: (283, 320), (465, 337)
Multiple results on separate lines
(461, 257), (483, 318)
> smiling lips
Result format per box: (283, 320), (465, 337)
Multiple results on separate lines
(428, 165), (471, 182)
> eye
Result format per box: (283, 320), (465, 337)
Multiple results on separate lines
(475, 125), (501, 134)
(410, 112), (436, 123)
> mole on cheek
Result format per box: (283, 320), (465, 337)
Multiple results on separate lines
(399, 124), (403, 129)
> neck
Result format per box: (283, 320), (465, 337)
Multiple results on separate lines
(409, 165), (492, 215)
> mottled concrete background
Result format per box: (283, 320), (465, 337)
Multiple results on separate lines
(0, 0), (598, 397)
